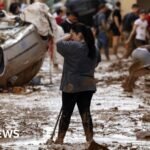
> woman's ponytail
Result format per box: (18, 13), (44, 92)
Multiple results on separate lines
(72, 23), (96, 59)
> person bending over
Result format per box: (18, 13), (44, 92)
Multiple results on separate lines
(122, 45), (150, 92)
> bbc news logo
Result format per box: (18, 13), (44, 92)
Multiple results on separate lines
(0, 130), (19, 139)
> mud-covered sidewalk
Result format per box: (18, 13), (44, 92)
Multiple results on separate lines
(0, 55), (150, 150)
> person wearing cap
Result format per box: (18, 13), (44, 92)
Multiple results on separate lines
(126, 9), (149, 48)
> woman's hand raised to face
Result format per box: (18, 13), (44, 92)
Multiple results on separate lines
(64, 33), (72, 41)
(56, 33), (72, 43)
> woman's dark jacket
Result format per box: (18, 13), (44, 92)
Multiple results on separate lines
(57, 40), (99, 93)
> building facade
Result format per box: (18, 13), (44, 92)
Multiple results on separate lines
(118, 0), (149, 15)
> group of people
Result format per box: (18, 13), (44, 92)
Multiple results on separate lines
(121, 4), (150, 92)
(51, 1), (150, 145)
(52, 1), (150, 92)
(93, 2), (150, 59)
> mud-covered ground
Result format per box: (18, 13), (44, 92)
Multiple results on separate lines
(0, 52), (150, 150)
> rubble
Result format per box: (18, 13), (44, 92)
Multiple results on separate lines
(142, 113), (150, 122)
(136, 131), (150, 140)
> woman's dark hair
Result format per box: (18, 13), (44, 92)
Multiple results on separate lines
(72, 23), (96, 59)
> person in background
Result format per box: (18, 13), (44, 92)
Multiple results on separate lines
(0, 0), (4, 10)
(55, 8), (66, 25)
(54, 23), (99, 145)
(93, 4), (110, 61)
(126, 9), (149, 48)
(53, 25), (65, 70)
(146, 9), (150, 36)
(111, 1), (122, 58)
(122, 4), (139, 58)
(20, 0), (28, 12)
(60, 11), (78, 33)
(105, 3), (113, 22)
(9, 0), (21, 15)
(53, 7), (66, 70)
(122, 45), (150, 92)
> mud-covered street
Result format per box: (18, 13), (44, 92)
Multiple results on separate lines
(0, 54), (150, 150)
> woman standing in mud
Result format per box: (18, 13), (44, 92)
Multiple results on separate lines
(54, 23), (99, 145)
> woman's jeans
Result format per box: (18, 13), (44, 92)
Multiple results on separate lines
(57, 91), (94, 142)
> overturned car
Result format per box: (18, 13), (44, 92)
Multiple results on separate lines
(0, 2), (57, 88)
